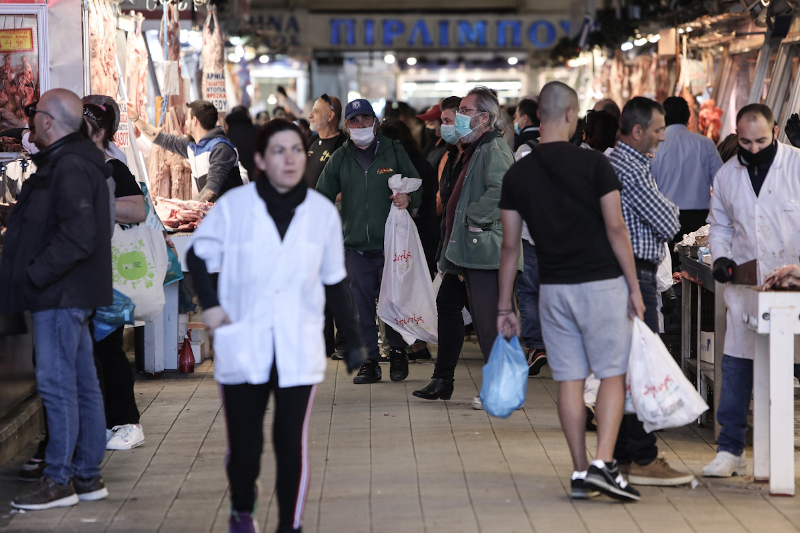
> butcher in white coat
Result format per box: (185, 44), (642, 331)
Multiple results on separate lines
(704, 103), (800, 477)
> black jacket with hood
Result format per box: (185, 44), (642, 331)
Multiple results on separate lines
(0, 132), (113, 313)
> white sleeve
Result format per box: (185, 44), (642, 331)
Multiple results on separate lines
(707, 171), (734, 262)
(187, 200), (228, 272)
(321, 203), (347, 285)
(514, 144), (531, 161)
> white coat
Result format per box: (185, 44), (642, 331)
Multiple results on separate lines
(708, 142), (800, 359)
(188, 183), (347, 386)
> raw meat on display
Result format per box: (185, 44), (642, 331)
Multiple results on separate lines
(154, 197), (213, 232)
(88, 0), (119, 97)
(126, 13), (148, 138)
(762, 265), (800, 291)
(148, 107), (192, 200)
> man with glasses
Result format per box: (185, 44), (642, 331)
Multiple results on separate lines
(316, 98), (422, 384)
(413, 87), (515, 409)
(305, 93), (345, 188)
(1, 89), (113, 509)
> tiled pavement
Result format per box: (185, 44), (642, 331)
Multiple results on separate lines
(2, 338), (800, 533)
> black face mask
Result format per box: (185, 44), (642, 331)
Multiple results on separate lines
(738, 139), (777, 168)
(425, 127), (439, 143)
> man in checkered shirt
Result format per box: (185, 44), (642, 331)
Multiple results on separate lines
(607, 97), (686, 487)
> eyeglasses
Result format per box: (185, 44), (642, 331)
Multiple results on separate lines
(24, 102), (55, 120)
(320, 94), (334, 111)
(458, 107), (482, 115)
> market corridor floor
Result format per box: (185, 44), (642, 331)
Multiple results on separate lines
(2, 340), (800, 533)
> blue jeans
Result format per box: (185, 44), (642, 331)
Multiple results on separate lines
(344, 249), (405, 360)
(516, 241), (544, 351)
(32, 308), (107, 485)
(716, 355), (753, 456)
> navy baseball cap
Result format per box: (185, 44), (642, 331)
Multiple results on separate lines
(345, 99), (375, 120)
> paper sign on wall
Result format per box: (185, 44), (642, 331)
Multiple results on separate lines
(113, 101), (131, 149)
(203, 71), (227, 112)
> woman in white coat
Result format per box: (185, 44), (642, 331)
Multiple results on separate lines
(704, 104), (800, 477)
(186, 120), (364, 533)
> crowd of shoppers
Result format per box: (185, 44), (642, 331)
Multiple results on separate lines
(3, 74), (798, 531)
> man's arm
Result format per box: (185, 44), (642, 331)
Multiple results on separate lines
(127, 104), (190, 158)
(196, 144), (238, 202)
(497, 208), (523, 338)
(600, 190), (644, 320)
(28, 159), (102, 288)
(706, 139), (723, 188)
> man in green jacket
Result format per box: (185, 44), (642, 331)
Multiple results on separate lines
(316, 99), (422, 384)
(412, 87), (516, 410)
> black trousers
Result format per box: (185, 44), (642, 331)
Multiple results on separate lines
(614, 263), (659, 466)
(93, 326), (140, 429)
(433, 270), (499, 380)
(221, 365), (315, 531)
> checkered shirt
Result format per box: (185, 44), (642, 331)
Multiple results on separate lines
(608, 141), (680, 264)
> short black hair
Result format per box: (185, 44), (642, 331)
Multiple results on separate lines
(378, 118), (420, 157)
(620, 97), (665, 136)
(440, 96), (462, 112)
(736, 103), (774, 126)
(517, 99), (539, 126)
(663, 96), (690, 126)
(584, 110), (619, 153)
(187, 100), (219, 130)
(229, 105), (249, 117)
(597, 100), (621, 122)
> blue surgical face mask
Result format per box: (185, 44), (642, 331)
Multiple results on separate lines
(440, 124), (459, 144)
(454, 113), (476, 139)
(514, 121), (521, 135)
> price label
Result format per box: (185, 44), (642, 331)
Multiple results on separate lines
(0, 29), (33, 53)
(113, 102), (131, 148)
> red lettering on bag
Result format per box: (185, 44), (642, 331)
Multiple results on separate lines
(394, 313), (425, 326)
(393, 251), (412, 263)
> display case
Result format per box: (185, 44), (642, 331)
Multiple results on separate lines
(0, 4), (48, 158)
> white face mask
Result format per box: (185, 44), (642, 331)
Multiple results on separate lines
(349, 126), (375, 146)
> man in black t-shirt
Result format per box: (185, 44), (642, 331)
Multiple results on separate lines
(305, 93), (346, 188)
(497, 81), (644, 502)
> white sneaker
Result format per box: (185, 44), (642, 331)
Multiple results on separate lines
(106, 424), (145, 450)
(471, 397), (483, 410)
(702, 451), (746, 477)
(105, 428), (115, 444)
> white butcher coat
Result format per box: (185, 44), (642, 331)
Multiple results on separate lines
(188, 183), (347, 386)
(707, 142), (800, 359)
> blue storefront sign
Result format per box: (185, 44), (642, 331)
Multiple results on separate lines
(248, 12), (573, 51)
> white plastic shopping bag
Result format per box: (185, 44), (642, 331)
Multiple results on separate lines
(625, 318), (709, 432)
(111, 223), (168, 322)
(377, 174), (438, 345)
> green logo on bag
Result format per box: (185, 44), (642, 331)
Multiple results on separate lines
(111, 238), (157, 289)
(117, 251), (148, 280)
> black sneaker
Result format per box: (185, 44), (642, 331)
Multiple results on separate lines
(18, 461), (46, 481)
(389, 349), (409, 381)
(571, 477), (600, 500)
(11, 476), (79, 510)
(353, 360), (382, 384)
(73, 475), (109, 501)
(527, 349), (547, 377)
(331, 351), (345, 361)
(585, 460), (641, 502)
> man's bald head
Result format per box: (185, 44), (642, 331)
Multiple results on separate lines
(538, 81), (579, 124)
(40, 89), (84, 133)
(593, 98), (621, 122)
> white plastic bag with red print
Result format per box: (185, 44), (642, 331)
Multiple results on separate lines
(378, 175), (438, 345)
(625, 318), (708, 432)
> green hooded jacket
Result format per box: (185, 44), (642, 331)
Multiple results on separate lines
(316, 134), (422, 251)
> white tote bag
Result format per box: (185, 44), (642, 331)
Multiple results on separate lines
(625, 318), (709, 432)
(377, 175), (438, 345)
(111, 223), (168, 322)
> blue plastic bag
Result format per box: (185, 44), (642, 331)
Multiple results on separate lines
(93, 289), (136, 341)
(480, 335), (528, 418)
(164, 243), (184, 286)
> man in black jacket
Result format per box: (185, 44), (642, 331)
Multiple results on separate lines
(0, 89), (113, 510)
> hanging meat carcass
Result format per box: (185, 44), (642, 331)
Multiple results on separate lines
(88, 0), (119, 97)
(126, 12), (148, 138)
(200, 6), (225, 103)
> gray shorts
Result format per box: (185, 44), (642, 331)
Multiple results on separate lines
(540, 276), (632, 381)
